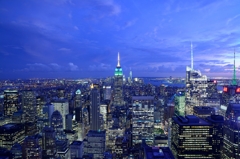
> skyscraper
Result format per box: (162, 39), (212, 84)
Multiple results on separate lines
(42, 126), (56, 158)
(113, 53), (124, 108)
(132, 96), (155, 147)
(171, 115), (223, 159)
(22, 90), (36, 122)
(90, 85), (101, 131)
(4, 90), (19, 117)
(185, 43), (208, 115)
(23, 135), (42, 159)
(83, 130), (106, 158)
(51, 110), (64, 140)
(52, 99), (69, 129)
(222, 103), (240, 158)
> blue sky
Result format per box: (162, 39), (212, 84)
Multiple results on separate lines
(0, 0), (240, 79)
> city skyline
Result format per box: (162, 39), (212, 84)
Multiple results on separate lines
(0, 0), (240, 79)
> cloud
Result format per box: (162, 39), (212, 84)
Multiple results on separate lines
(89, 63), (111, 71)
(68, 13), (72, 19)
(74, 26), (79, 30)
(68, 62), (79, 71)
(25, 63), (51, 71)
(59, 48), (71, 52)
(227, 14), (240, 25)
(77, 0), (121, 20)
(50, 63), (62, 70)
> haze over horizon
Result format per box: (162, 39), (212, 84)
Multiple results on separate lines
(0, 0), (240, 79)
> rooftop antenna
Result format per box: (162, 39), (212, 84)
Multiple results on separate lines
(117, 52), (120, 67)
(191, 41), (193, 70)
(232, 48), (237, 85)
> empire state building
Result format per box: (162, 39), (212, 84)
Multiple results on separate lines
(113, 53), (124, 107)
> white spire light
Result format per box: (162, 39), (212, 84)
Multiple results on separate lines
(117, 52), (120, 67)
(191, 42), (193, 70)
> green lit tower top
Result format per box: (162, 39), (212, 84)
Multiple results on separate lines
(232, 49), (237, 85)
(115, 52), (123, 76)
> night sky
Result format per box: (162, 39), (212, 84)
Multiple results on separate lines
(0, 0), (240, 79)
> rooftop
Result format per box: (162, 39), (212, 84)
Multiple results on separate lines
(132, 96), (154, 101)
(173, 115), (211, 126)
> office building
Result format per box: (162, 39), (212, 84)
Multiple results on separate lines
(171, 115), (223, 159)
(56, 139), (70, 159)
(103, 86), (112, 100)
(74, 89), (82, 109)
(206, 115), (224, 159)
(12, 110), (23, 123)
(132, 96), (154, 147)
(51, 110), (64, 140)
(84, 130), (106, 159)
(42, 126), (56, 158)
(193, 106), (215, 119)
(4, 90), (19, 117)
(22, 90), (37, 122)
(70, 141), (83, 159)
(52, 99), (69, 129)
(222, 103), (240, 158)
(174, 91), (185, 116)
(36, 96), (46, 119)
(22, 135), (42, 159)
(141, 141), (175, 159)
(0, 123), (25, 150)
(11, 143), (22, 159)
(66, 114), (73, 130)
(25, 122), (37, 136)
(90, 85), (101, 131)
(39, 103), (54, 132)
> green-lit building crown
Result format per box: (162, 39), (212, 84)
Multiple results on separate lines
(115, 66), (123, 76)
(114, 52), (123, 76)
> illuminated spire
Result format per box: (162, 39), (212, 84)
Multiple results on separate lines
(191, 41), (193, 70)
(232, 48), (237, 85)
(117, 52), (120, 67)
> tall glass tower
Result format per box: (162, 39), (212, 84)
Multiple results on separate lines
(113, 53), (124, 107)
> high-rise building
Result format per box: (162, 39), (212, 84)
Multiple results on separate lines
(74, 89), (81, 109)
(90, 85), (101, 131)
(171, 115), (223, 159)
(83, 130), (106, 159)
(4, 90), (19, 117)
(70, 141), (83, 159)
(40, 103), (54, 130)
(52, 99), (69, 129)
(22, 135), (42, 159)
(103, 86), (111, 100)
(206, 115), (224, 159)
(113, 53), (124, 108)
(174, 91), (185, 116)
(22, 90), (36, 122)
(66, 114), (73, 131)
(185, 44), (208, 115)
(132, 96), (154, 147)
(36, 96), (46, 120)
(193, 106), (215, 119)
(11, 143), (22, 159)
(51, 110), (64, 140)
(42, 126), (56, 158)
(0, 123), (25, 150)
(222, 103), (240, 158)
